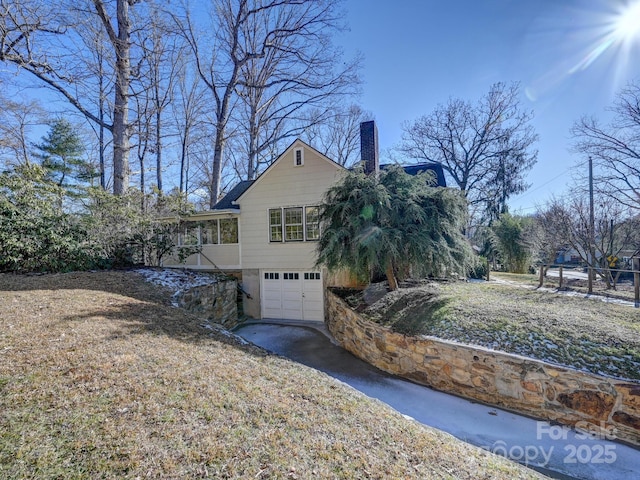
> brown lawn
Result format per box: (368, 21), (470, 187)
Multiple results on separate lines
(0, 271), (544, 479)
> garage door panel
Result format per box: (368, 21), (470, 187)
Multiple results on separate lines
(302, 272), (324, 321)
(261, 270), (323, 321)
(262, 272), (282, 319)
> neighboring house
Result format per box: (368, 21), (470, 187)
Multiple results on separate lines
(555, 246), (582, 265)
(163, 121), (446, 321)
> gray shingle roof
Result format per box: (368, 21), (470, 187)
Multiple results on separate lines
(211, 180), (255, 210)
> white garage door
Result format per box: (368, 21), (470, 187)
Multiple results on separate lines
(261, 271), (324, 321)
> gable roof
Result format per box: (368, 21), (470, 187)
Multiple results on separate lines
(234, 138), (345, 204)
(381, 162), (447, 187)
(210, 146), (446, 212)
(212, 180), (255, 210)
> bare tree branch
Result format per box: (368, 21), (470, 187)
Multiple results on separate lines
(398, 82), (538, 225)
(572, 82), (640, 210)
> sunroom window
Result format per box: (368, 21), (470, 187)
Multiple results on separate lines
(220, 218), (238, 244)
(178, 218), (238, 245)
(179, 223), (199, 246)
(201, 220), (219, 245)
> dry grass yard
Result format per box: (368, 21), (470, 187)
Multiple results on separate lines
(359, 275), (640, 380)
(0, 271), (544, 479)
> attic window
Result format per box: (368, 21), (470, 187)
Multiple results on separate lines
(294, 148), (304, 166)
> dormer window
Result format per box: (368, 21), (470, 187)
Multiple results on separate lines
(294, 147), (304, 166)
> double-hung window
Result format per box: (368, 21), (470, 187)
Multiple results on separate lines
(284, 207), (304, 241)
(269, 209), (283, 242)
(269, 206), (320, 242)
(305, 206), (320, 241)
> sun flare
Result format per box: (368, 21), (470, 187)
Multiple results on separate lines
(614, 0), (640, 43)
(522, 1), (640, 102)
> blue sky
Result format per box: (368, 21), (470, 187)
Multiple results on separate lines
(337, 0), (640, 213)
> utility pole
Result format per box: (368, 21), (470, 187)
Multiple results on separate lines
(588, 156), (595, 294)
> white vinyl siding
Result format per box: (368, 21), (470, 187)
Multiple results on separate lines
(237, 141), (344, 270)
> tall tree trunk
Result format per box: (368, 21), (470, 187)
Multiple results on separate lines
(139, 151), (145, 212)
(155, 104), (163, 194)
(210, 129), (224, 208)
(247, 114), (257, 180)
(179, 133), (187, 194)
(95, 0), (131, 195)
(112, 0), (130, 195)
(99, 92), (106, 190)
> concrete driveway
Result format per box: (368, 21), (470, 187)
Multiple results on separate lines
(234, 321), (640, 480)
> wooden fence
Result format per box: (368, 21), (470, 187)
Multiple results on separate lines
(538, 258), (640, 308)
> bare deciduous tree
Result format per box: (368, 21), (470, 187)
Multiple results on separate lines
(175, 0), (360, 206)
(303, 104), (370, 167)
(0, 92), (48, 167)
(398, 82), (538, 224)
(172, 64), (209, 196)
(234, 2), (361, 180)
(572, 81), (640, 210)
(532, 198), (570, 268)
(0, 0), (139, 195)
(130, 7), (184, 198)
(537, 193), (640, 289)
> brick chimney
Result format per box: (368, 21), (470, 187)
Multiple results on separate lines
(360, 120), (379, 176)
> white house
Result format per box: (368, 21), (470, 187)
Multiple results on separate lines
(163, 122), (446, 321)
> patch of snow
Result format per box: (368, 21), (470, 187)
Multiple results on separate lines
(134, 267), (220, 306)
(492, 278), (637, 307)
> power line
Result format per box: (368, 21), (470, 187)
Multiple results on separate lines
(509, 159), (592, 213)
(513, 158), (590, 201)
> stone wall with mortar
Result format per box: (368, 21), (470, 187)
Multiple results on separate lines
(326, 290), (640, 446)
(176, 278), (239, 329)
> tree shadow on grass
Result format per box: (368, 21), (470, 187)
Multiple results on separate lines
(68, 301), (268, 353)
(0, 269), (267, 355)
(372, 293), (451, 337)
(332, 284), (453, 337)
(0, 269), (176, 305)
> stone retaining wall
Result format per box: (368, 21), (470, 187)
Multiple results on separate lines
(175, 278), (239, 329)
(326, 290), (640, 446)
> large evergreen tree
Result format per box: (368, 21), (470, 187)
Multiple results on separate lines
(317, 166), (473, 290)
(34, 118), (96, 196)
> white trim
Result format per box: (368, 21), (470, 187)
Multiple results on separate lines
(294, 147), (304, 166)
(267, 204), (320, 243)
(181, 209), (240, 220)
(234, 139), (346, 203)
